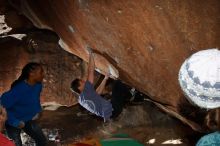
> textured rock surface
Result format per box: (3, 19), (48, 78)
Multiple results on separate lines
(12, 0), (219, 106)
(0, 0), (33, 35)
(1, 0), (220, 130)
(0, 31), (83, 105)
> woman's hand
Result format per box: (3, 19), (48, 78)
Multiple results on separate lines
(0, 106), (7, 123)
(0, 106), (7, 132)
(32, 113), (39, 120)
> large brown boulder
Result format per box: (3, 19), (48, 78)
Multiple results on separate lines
(5, 0), (220, 130)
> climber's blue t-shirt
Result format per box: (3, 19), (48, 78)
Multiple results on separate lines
(0, 81), (42, 127)
(79, 80), (112, 121)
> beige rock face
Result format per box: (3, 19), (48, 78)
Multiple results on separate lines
(2, 0), (220, 130)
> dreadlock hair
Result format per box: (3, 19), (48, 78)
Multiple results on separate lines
(11, 62), (41, 89)
(70, 78), (81, 94)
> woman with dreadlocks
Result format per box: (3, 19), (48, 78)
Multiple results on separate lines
(0, 62), (47, 146)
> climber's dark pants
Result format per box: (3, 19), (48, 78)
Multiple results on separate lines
(111, 80), (131, 118)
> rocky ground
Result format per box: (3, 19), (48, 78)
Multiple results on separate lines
(35, 101), (202, 146)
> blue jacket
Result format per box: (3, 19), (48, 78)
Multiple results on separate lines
(0, 81), (42, 127)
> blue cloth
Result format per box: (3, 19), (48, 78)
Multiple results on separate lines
(0, 81), (42, 127)
(79, 80), (112, 121)
(196, 132), (220, 146)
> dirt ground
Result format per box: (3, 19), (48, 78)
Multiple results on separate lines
(37, 101), (203, 146)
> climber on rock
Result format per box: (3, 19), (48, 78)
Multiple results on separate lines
(70, 48), (113, 121)
(70, 48), (145, 121)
